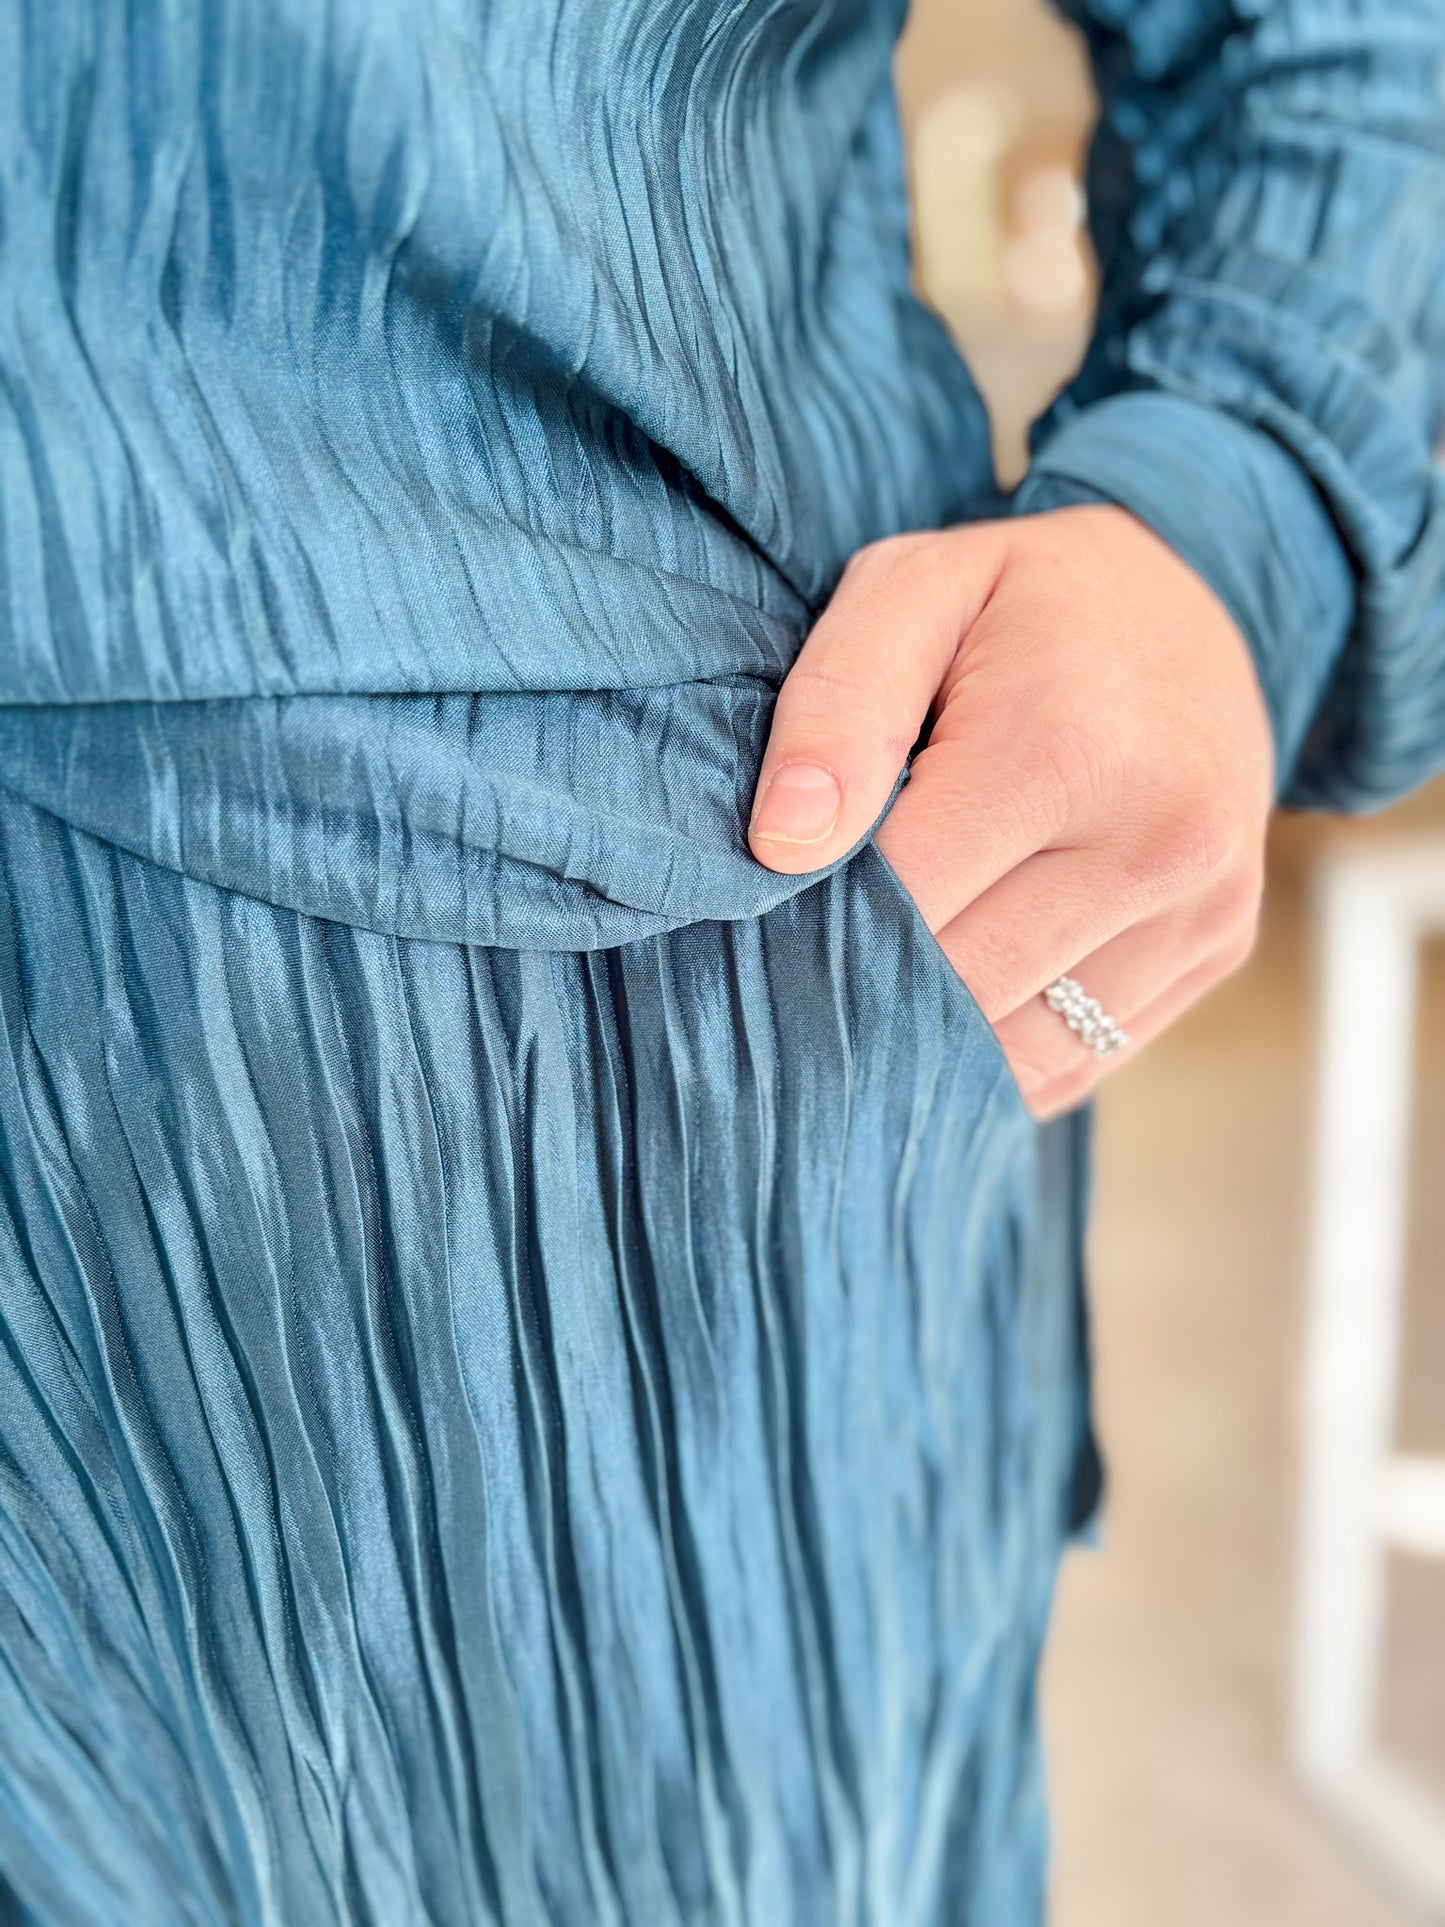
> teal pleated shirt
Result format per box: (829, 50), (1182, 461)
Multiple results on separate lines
(1, 1), (1443, 1920)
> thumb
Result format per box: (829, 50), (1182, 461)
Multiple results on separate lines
(747, 527), (1004, 874)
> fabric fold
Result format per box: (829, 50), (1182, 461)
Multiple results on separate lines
(0, 684), (900, 948)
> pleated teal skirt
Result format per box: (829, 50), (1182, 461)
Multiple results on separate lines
(0, 788), (1091, 1922)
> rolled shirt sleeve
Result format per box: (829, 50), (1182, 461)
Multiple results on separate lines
(1012, 0), (1445, 812)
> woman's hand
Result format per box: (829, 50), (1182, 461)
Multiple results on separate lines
(747, 505), (1274, 1119)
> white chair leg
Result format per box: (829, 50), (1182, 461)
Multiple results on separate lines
(1293, 846), (1445, 1908)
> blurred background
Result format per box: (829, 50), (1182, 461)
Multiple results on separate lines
(893, 5), (1445, 1924)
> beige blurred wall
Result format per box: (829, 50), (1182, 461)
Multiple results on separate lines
(896, 0), (1093, 482)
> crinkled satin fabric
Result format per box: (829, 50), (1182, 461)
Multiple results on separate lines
(3, 0), (1444, 1920)
(0, 794), (1091, 1923)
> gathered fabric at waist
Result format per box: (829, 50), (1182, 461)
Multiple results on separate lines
(0, 668), (885, 948)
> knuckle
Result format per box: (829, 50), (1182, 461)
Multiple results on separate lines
(841, 530), (933, 586)
(1213, 859), (1265, 927)
(1135, 787), (1248, 897)
(1175, 810), (1237, 885)
(1000, 712), (1116, 844)
(1052, 710), (1131, 813)
(784, 658), (881, 716)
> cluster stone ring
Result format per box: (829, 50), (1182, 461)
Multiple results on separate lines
(1042, 975), (1129, 1058)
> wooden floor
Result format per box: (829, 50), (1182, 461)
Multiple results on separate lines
(1043, 814), (1445, 1927)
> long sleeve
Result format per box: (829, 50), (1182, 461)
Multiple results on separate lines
(1012, 0), (1445, 810)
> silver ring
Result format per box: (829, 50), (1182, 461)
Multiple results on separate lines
(1043, 975), (1129, 1058)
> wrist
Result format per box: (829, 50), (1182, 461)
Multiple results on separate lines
(1012, 390), (1355, 803)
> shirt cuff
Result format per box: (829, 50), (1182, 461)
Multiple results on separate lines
(1010, 390), (1357, 803)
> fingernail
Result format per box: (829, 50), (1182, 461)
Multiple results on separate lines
(751, 763), (842, 843)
